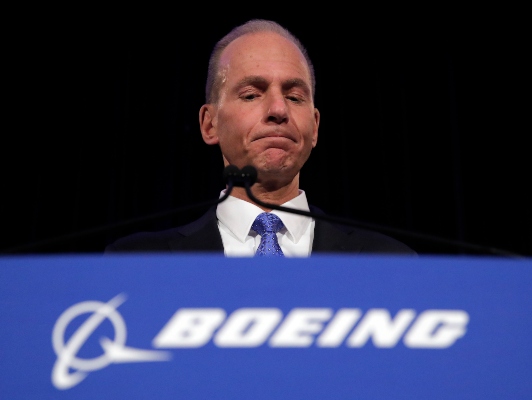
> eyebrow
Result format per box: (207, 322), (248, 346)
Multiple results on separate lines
(234, 76), (311, 96)
(282, 78), (311, 96)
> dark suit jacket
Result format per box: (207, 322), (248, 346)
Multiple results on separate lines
(105, 206), (416, 255)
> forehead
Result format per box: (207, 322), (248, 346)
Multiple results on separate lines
(218, 31), (311, 85)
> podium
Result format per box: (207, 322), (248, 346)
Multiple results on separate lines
(1, 254), (531, 399)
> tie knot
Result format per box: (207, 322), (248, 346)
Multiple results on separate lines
(252, 213), (284, 236)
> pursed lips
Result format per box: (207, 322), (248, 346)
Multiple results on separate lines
(251, 131), (297, 143)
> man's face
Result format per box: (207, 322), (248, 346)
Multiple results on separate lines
(200, 31), (319, 186)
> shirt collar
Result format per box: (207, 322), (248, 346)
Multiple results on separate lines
(216, 190), (312, 244)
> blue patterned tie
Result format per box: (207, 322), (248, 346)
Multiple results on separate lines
(252, 213), (285, 257)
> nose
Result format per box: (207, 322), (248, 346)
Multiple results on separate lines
(265, 92), (289, 124)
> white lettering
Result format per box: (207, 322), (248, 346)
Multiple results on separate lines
(316, 308), (362, 347)
(53, 296), (472, 392)
(214, 308), (282, 347)
(403, 310), (469, 348)
(269, 308), (332, 347)
(347, 309), (416, 348)
(152, 308), (226, 348)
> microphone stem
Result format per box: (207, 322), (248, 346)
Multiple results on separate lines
(3, 183), (236, 254)
(243, 182), (523, 258)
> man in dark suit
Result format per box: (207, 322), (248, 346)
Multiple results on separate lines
(106, 19), (415, 256)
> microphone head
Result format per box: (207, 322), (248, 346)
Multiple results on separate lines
(240, 165), (258, 186)
(223, 165), (257, 187)
(223, 165), (240, 184)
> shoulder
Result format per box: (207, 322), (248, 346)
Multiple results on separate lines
(343, 226), (417, 254)
(104, 227), (182, 252)
(310, 205), (417, 255)
(104, 208), (220, 253)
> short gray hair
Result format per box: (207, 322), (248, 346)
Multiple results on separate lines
(205, 19), (316, 104)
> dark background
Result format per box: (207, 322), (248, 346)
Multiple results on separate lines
(4, 11), (530, 256)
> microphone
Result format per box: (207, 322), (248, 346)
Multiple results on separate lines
(240, 165), (258, 186)
(236, 165), (523, 258)
(224, 165), (257, 187)
(4, 165), (522, 257)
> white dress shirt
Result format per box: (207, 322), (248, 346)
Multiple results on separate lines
(216, 190), (315, 257)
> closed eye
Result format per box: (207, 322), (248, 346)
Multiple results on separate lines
(243, 93), (260, 100)
(286, 95), (303, 103)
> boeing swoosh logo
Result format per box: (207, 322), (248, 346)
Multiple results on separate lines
(51, 294), (171, 390)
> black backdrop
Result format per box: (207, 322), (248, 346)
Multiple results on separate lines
(5, 11), (530, 256)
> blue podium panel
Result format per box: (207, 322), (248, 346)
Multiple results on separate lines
(1, 254), (531, 399)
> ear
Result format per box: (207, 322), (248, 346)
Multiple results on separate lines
(311, 108), (320, 147)
(199, 104), (219, 145)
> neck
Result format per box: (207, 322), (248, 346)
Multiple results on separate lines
(229, 175), (300, 212)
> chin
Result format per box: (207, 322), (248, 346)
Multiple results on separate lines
(256, 162), (299, 185)
(257, 157), (290, 173)
(256, 149), (292, 168)
(252, 149), (307, 181)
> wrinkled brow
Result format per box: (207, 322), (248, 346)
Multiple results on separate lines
(234, 76), (269, 90)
